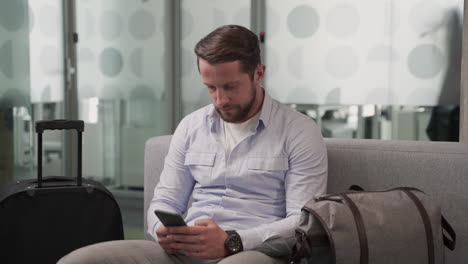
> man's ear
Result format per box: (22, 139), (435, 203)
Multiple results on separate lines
(255, 64), (266, 83)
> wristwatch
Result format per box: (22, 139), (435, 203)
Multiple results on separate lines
(224, 230), (243, 255)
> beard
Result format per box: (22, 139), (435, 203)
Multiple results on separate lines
(215, 82), (256, 123)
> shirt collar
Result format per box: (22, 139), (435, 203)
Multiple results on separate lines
(258, 91), (272, 129)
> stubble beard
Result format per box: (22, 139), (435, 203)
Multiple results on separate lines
(216, 82), (257, 123)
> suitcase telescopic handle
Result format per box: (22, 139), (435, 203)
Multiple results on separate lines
(35, 120), (84, 188)
(35, 119), (84, 133)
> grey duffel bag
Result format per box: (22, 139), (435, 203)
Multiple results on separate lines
(290, 186), (456, 264)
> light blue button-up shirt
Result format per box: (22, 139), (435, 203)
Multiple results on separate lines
(148, 92), (327, 255)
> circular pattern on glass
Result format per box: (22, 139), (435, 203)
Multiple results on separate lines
(0, 0), (26, 31)
(99, 11), (123, 41)
(99, 48), (123, 77)
(326, 47), (360, 79)
(39, 5), (60, 37)
(287, 5), (320, 38)
(129, 10), (156, 40)
(407, 44), (444, 79)
(326, 4), (360, 38)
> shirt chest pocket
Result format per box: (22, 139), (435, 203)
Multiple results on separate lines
(184, 152), (216, 186)
(247, 157), (289, 188)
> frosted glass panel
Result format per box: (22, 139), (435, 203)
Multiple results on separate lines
(265, 0), (463, 106)
(180, 0), (251, 116)
(76, 0), (172, 187)
(0, 0), (31, 186)
(76, 1), (169, 105)
(0, 0), (30, 105)
(29, 0), (64, 103)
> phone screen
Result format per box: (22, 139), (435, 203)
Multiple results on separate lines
(154, 210), (187, 227)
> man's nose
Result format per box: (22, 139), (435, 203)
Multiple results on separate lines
(215, 89), (229, 106)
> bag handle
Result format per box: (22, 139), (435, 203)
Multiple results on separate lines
(442, 216), (456, 250)
(349, 185), (365, 191)
(35, 120), (84, 188)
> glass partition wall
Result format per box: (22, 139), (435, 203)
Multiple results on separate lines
(75, 0), (172, 189)
(0, 0), (464, 239)
(265, 0), (463, 142)
(0, 0), (32, 186)
(29, 0), (66, 179)
(75, 0), (173, 238)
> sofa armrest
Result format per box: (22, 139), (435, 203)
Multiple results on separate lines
(143, 135), (172, 240)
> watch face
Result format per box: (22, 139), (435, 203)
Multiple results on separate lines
(225, 231), (243, 254)
(227, 236), (241, 252)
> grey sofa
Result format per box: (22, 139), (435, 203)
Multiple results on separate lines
(144, 136), (468, 263)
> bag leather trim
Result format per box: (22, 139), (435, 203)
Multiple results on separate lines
(402, 189), (435, 264)
(442, 216), (456, 250)
(341, 193), (369, 264)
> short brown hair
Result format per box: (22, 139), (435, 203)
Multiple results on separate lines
(194, 25), (261, 79)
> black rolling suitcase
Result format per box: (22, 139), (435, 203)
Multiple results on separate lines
(0, 120), (124, 264)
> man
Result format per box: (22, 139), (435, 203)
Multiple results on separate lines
(59, 25), (327, 264)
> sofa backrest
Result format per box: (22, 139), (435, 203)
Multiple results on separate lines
(144, 135), (468, 263)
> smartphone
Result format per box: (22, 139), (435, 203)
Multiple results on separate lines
(154, 209), (187, 227)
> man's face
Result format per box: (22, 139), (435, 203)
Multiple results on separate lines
(199, 59), (260, 123)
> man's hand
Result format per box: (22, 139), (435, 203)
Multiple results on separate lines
(156, 218), (229, 259)
(156, 224), (178, 254)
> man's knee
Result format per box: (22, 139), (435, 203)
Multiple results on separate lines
(58, 240), (170, 264)
(218, 251), (288, 264)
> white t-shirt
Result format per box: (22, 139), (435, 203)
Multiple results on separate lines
(222, 110), (261, 154)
